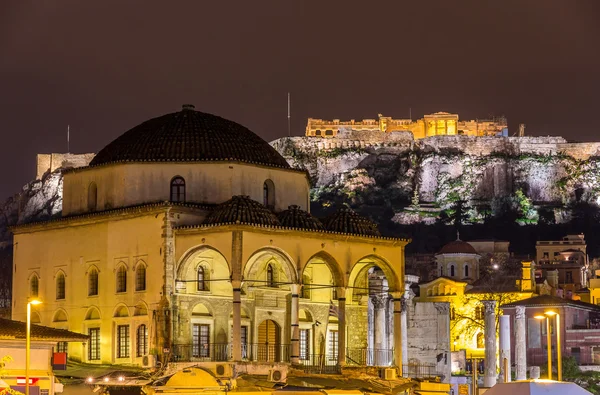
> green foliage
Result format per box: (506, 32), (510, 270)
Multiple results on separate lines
(561, 356), (582, 378)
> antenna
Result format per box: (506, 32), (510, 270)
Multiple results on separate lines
(409, 107), (412, 120)
(287, 92), (291, 137)
(67, 125), (70, 153)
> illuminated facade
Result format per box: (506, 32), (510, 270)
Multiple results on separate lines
(305, 112), (508, 139)
(11, 105), (408, 373)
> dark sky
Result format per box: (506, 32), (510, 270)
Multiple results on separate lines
(1, 1), (599, 200)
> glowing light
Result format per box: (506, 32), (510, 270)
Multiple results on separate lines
(118, 376), (124, 382)
(545, 310), (557, 316)
(492, 264), (499, 270)
(534, 314), (546, 320)
(28, 299), (42, 306)
(86, 378), (94, 383)
(103, 377), (109, 383)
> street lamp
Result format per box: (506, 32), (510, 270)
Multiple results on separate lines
(26, 298), (42, 395)
(534, 309), (561, 381)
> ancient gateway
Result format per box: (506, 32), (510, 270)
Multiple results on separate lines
(11, 105), (409, 371)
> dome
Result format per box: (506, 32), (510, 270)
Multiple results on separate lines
(437, 240), (478, 255)
(278, 205), (324, 231)
(90, 105), (291, 169)
(203, 196), (280, 227)
(323, 207), (381, 237)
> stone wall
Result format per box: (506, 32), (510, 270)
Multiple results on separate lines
(36, 153), (95, 180)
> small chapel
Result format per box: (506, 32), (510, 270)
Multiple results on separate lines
(11, 105), (408, 372)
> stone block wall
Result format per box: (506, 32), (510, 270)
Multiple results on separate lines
(36, 153), (95, 179)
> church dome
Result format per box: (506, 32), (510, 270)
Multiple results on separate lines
(323, 207), (381, 237)
(90, 105), (291, 169)
(438, 240), (478, 255)
(203, 196), (281, 227)
(278, 205), (324, 231)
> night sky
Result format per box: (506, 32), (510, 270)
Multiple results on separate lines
(1, 1), (599, 200)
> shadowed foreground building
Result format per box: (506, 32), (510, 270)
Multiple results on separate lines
(11, 105), (408, 375)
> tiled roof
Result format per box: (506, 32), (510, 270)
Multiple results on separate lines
(203, 196), (281, 226)
(0, 318), (89, 341)
(501, 295), (600, 311)
(89, 105), (291, 169)
(437, 240), (478, 255)
(278, 205), (324, 231)
(322, 207), (381, 237)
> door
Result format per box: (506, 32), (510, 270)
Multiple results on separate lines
(257, 319), (280, 362)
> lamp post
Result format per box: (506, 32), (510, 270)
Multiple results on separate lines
(26, 299), (42, 395)
(534, 309), (561, 381)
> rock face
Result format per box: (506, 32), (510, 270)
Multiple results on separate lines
(0, 154), (94, 318)
(271, 134), (600, 227)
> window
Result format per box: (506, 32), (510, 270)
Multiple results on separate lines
(88, 182), (97, 211)
(300, 329), (310, 360)
(136, 265), (146, 291)
(193, 324), (210, 358)
(450, 265), (455, 277)
(325, 130), (333, 136)
(566, 271), (573, 283)
(136, 324), (148, 357)
(241, 326), (248, 359)
(197, 266), (209, 291)
(476, 332), (484, 349)
(88, 268), (98, 296)
(328, 330), (338, 361)
(475, 305), (484, 320)
(88, 328), (100, 360)
(56, 342), (68, 353)
(30, 276), (39, 298)
(170, 176), (186, 202)
(116, 266), (127, 293)
(263, 179), (275, 209)
(266, 264), (275, 287)
(315, 130), (322, 136)
(117, 325), (130, 358)
(464, 265), (469, 278)
(56, 273), (65, 300)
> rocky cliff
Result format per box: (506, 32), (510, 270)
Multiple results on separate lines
(271, 134), (600, 229)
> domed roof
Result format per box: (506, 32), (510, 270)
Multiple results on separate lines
(90, 105), (291, 169)
(278, 205), (324, 231)
(323, 207), (381, 237)
(203, 196), (280, 226)
(438, 240), (478, 255)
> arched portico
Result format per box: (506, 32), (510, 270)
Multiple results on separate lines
(243, 247), (298, 289)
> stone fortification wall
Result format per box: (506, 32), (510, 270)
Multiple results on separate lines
(36, 153), (95, 180)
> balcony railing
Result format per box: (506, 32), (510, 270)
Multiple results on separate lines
(402, 363), (440, 379)
(300, 353), (340, 374)
(171, 343), (290, 363)
(346, 348), (393, 366)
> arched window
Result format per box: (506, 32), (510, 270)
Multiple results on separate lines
(476, 332), (485, 349)
(88, 268), (98, 296)
(197, 266), (210, 291)
(450, 265), (455, 277)
(136, 265), (146, 291)
(464, 264), (469, 278)
(30, 275), (39, 298)
(116, 266), (127, 293)
(136, 324), (148, 357)
(267, 264), (275, 287)
(56, 273), (65, 300)
(170, 176), (186, 202)
(88, 182), (97, 211)
(263, 179), (275, 209)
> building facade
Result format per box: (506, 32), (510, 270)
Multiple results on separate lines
(305, 112), (508, 139)
(11, 105), (408, 371)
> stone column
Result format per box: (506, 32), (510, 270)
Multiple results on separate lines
(337, 287), (346, 366)
(391, 291), (404, 370)
(483, 300), (497, 387)
(231, 231), (243, 361)
(372, 295), (388, 366)
(290, 284), (300, 365)
(434, 302), (451, 383)
(515, 306), (527, 380)
(499, 315), (511, 382)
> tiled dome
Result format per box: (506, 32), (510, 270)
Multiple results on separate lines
(203, 196), (281, 226)
(278, 205), (324, 231)
(438, 240), (478, 255)
(323, 207), (381, 237)
(90, 105), (291, 169)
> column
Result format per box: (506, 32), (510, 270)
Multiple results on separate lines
(391, 291), (404, 370)
(515, 306), (527, 380)
(483, 300), (497, 387)
(372, 295), (388, 366)
(290, 284), (300, 365)
(434, 302), (451, 383)
(232, 280), (242, 361)
(499, 315), (511, 382)
(231, 231), (243, 361)
(337, 287), (346, 367)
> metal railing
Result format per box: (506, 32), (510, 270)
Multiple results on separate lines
(171, 343), (230, 362)
(248, 343), (291, 362)
(346, 348), (393, 366)
(300, 353), (341, 374)
(402, 363), (439, 379)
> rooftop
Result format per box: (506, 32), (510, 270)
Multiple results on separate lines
(0, 318), (89, 342)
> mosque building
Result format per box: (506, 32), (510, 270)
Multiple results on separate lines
(11, 105), (409, 374)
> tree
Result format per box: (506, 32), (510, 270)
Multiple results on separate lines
(0, 355), (24, 395)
